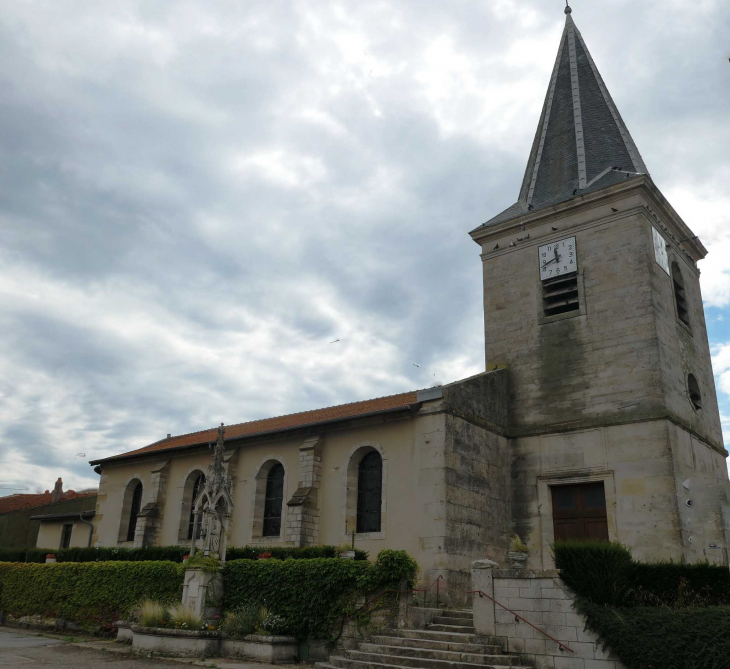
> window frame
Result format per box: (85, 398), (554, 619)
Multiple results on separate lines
(60, 523), (73, 549)
(356, 451), (383, 534)
(262, 463), (285, 538)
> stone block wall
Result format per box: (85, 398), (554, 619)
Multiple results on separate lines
(472, 564), (626, 669)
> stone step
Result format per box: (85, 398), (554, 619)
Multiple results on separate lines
(426, 624), (477, 634)
(340, 651), (527, 669)
(442, 610), (474, 620)
(357, 643), (518, 666)
(370, 635), (501, 655)
(387, 629), (481, 643)
(433, 616), (474, 626)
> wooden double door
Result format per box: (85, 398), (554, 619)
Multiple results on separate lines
(551, 482), (609, 542)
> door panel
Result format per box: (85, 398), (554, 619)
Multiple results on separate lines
(551, 482), (608, 542)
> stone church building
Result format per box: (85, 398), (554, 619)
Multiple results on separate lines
(88, 9), (730, 600)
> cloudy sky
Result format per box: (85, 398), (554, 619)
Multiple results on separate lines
(1, 0), (729, 495)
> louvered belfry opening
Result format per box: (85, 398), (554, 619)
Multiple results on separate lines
(672, 262), (689, 326)
(356, 451), (382, 533)
(542, 274), (579, 317)
(263, 463), (284, 537)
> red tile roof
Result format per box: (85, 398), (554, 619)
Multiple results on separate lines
(93, 390), (420, 465)
(0, 490), (97, 515)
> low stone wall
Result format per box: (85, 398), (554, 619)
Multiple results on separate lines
(472, 563), (626, 669)
(130, 625), (300, 662)
(131, 625), (220, 657)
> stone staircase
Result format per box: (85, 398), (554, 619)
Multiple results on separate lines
(317, 609), (529, 669)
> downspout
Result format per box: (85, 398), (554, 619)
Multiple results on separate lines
(79, 513), (94, 547)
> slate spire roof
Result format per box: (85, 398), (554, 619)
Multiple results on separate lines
(475, 6), (648, 230)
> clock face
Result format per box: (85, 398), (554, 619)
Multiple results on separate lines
(652, 226), (670, 276)
(538, 237), (577, 281)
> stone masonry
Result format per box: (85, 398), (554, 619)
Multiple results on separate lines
(472, 562), (627, 669)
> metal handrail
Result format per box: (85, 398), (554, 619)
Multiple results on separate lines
(407, 574), (443, 608)
(467, 590), (574, 653)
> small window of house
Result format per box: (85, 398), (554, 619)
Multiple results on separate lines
(61, 523), (73, 549)
(263, 464), (284, 537)
(671, 262), (690, 326)
(688, 374), (702, 411)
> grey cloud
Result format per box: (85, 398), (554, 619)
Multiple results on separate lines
(1, 0), (729, 493)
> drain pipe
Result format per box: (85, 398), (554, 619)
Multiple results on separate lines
(79, 513), (94, 547)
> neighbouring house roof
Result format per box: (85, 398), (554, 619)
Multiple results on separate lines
(91, 389), (422, 466)
(472, 8), (648, 233)
(0, 490), (97, 515)
(30, 510), (96, 521)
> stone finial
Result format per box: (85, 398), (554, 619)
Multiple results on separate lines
(565, 1), (572, 14)
(51, 477), (63, 503)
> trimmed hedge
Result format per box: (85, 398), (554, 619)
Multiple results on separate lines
(0, 548), (29, 563)
(223, 549), (418, 641)
(553, 540), (730, 607)
(581, 602), (730, 669)
(3, 545), (367, 564)
(553, 540), (634, 605)
(227, 545), (368, 561)
(0, 561), (184, 628)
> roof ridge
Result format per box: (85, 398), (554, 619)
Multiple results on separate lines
(162, 388), (421, 443)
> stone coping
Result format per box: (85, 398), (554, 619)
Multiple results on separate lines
(130, 624), (220, 638)
(492, 569), (560, 579)
(130, 625), (296, 644)
(115, 620), (131, 629)
(225, 633), (298, 644)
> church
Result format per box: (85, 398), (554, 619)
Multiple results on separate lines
(85, 7), (730, 601)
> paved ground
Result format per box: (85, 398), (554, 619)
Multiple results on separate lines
(0, 628), (299, 669)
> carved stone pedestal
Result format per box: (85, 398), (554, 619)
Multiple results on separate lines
(181, 568), (223, 622)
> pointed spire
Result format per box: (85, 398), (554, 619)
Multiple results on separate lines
(476, 8), (648, 230)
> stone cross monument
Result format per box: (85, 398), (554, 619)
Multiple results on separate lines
(189, 423), (234, 563)
(182, 423), (233, 621)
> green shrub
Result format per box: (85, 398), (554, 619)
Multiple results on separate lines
(631, 562), (730, 607)
(223, 549), (416, 641)
(56, 545), (188, 563)
(226, 545), (368, 561)
(357, 549), (419, 590)
(581, 602), (730, 669)
(139, 599), (167, 627)
(554, 540), (730, 607)
(168, 602), (202, 630)
(221, 604), (261, 637)
(24, 548), (53, 563)
(0, 548), (30, 562)
(553, 540), (633, 605)
(0, 561), (184, 628)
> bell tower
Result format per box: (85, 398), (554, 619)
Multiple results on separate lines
(470, 6), (730, 567)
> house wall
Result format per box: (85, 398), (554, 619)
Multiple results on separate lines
(36, 520), (91, 550)
(0, 496), (97, 550)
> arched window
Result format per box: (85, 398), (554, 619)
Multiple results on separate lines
(688, 374), (702, 411)
(672, 262), (690, 326)
(357, 451), (382, 533)
(263, 464), (284, 537)
(187, 473), (206, 540)
(126, 482), (143, 542)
